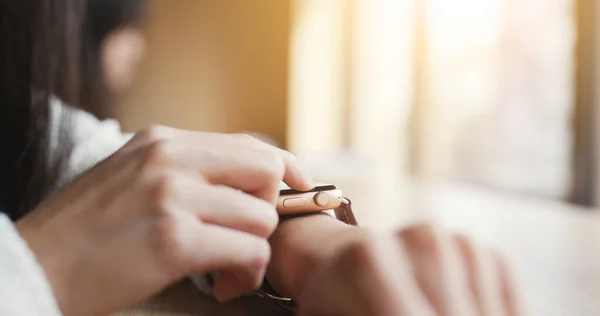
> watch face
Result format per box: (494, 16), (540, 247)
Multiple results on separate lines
(279, 185), (338, 196)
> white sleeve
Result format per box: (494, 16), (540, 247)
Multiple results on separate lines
(50, 98), (134, 189)
(0, 214), (62, 316)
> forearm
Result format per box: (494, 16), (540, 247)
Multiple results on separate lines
(267, 213), (371, 298)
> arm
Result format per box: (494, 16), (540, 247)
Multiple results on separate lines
(0, 214), (62, 315)
(0, 99), (132, 316)
(266, 213), (371, 298)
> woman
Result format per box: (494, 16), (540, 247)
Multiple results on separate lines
(0, 1), (524, 315)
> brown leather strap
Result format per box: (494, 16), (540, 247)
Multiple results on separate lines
(334, 197), (359, 226)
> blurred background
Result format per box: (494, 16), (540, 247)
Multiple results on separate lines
(116, 0), (598, 212)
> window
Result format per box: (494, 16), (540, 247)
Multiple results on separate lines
(289, 0), (577, 201)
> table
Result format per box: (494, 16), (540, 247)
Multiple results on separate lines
(119, 177), (600, 315)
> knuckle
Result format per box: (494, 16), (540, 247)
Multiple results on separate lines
(262, 151), (286, 181)
(335, 238), (400, 291)
(197, 147), (221, 163)
(340, 241), (380, 272)
(263, 206), (280, 234)
(149, 173), (180, 213)
(151, 216), (185, 259)
(232, 133), (257, 145)
(453, 233), (477, 254)
(246, 150), (285, 186)
(398, 222), (443, 256)
(222, 190), (279, 238)
(413, 222), (438, 236)
(250, 239), (272, 271)
(244, 241), (271, 291)
(281, 149), (298, 163)
(141, 140), (175, 169)
(492, 248), (510, 270)
(138, 125), (173, 142)
(453, 234), (480, 269)
(255, 201), (279, 236)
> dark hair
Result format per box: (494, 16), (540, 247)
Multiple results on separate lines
(0, 0), (147, 221)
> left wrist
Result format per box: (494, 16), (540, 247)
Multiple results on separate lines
(266, 214), (370, 299)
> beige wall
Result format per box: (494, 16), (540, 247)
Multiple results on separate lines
(118, 0), (291, 146)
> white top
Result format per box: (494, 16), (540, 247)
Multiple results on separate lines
(0, 215), (63, 315)
(0, 100), (133, 315)
(49, 98), (133, 188)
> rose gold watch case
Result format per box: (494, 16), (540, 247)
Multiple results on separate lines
(276, 185), (343, 215)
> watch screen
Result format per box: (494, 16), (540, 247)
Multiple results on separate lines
(279, 185), (338, 196)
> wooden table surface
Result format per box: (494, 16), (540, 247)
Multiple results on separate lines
(118, 177), (600, 316)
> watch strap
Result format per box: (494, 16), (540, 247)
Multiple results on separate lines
(334, 197), (358, 226)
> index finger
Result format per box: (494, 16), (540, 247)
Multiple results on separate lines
(131, 127), (315, 191)
(277, 150), (314, 191)
(224, 134), (315, 191)
(187, 131), (316, 191)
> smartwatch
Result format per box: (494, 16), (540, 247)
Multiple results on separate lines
(256, 184), (359, 310)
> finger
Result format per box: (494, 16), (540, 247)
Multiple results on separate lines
(374, 236), (438, 316)
(399, 224), (478, 316)
(299, 237), (436, 316)
(454, 234), (505, 316)
(269, 147), (314, 192)
(296, 251), (358, 315)
(131, 128), (314, 192)
(196, 146), (283, 204)
(124, 125), (179, 151)
(145, 141), (286, 204)
(169, 177), (278, 238)
(180, 224), (271, 293)
(212, 270), (265, 303)
(204, 133), (314, 191)
(196, 185), (279, 238)
(493, 250), (525, 316)
(186, 140), (314, 197)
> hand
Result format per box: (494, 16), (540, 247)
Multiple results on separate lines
(297, 224), (524, 316)
(16, 126), (314, 316)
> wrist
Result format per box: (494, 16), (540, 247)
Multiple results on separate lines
(16, 219), (73, 315)
(266, 214), (371, 298)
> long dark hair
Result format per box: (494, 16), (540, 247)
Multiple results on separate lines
(0, 0), (147, 221)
